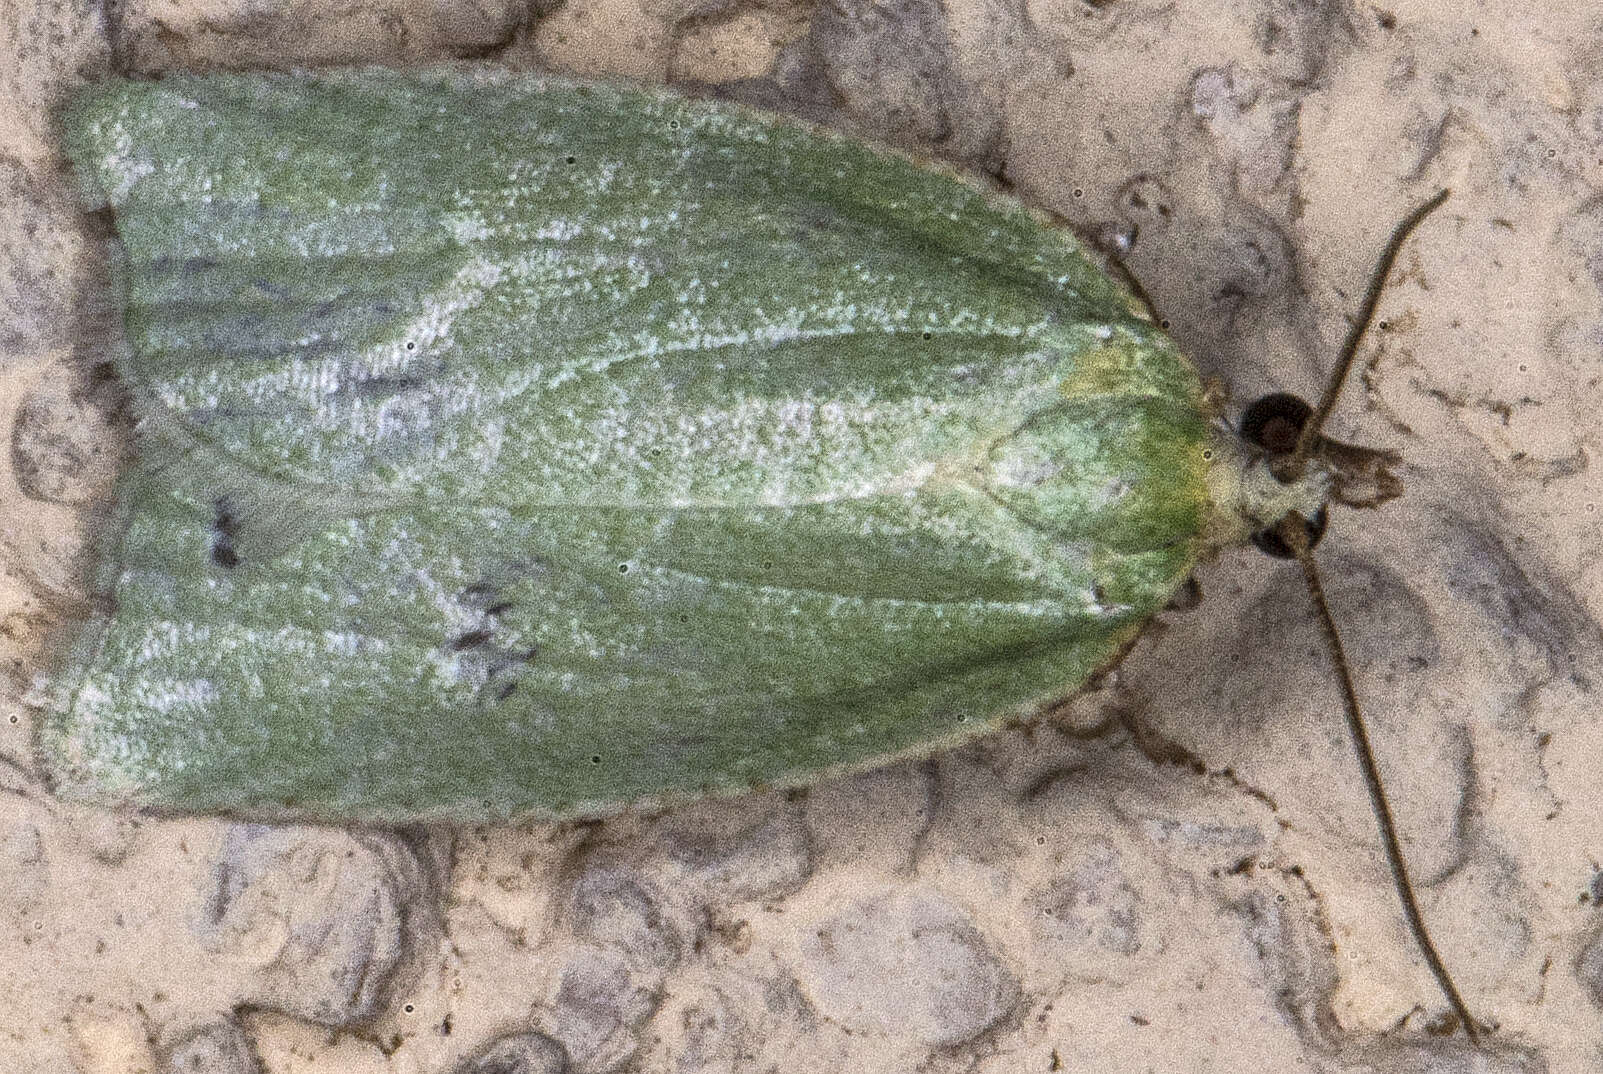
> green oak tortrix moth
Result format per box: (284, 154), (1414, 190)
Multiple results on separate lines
(46, 66), (1479, 1040)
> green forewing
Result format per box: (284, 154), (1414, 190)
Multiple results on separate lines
(49, 68), (1212, 821)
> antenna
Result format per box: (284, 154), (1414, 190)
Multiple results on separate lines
(1278, 188), (1451, 482)
(1269, 190), (1480, 1041)
(1275, 516), (1481, 1043)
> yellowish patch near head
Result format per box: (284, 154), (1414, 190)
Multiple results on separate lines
(1054, 337), (1192, 404)
(1202, 428), (1332, 550)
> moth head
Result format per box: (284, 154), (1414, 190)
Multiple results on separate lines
(1234, 390), (1402, 559)
(1209, 186), (1452, 563)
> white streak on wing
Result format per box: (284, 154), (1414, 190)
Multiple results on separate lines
(101, 120), (157, 204)
(131, 678), (219, 715)
(360, 255), (506, 379)
(443, 210), (492, 243)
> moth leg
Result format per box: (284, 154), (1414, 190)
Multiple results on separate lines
(1163, 575), (1203, 612)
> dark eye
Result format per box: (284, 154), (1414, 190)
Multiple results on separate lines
(1250, 506), (1328, 559)
(1239, 392), (1312, 456)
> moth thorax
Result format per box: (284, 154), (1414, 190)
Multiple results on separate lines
(1203, 429), (1332, 548)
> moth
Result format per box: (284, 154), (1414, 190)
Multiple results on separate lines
(47, 67), (1476, 1038)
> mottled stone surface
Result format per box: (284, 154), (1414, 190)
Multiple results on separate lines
(159, 1019), (262, 1074)
(195, 826), (439, 1027)
(795, 888), (1020, 1046)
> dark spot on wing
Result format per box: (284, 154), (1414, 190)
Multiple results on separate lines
(211, 498), (240, 569)
(449, 629), (493, 651)
(349, 374), (427, 400)
(251, 277), (292, 302)
(480, 645), (542, 700)
(445, 580), (549, 703)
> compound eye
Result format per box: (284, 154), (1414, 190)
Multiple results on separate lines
(1250, 506), (1328, 559)
(1240, 392), (1313, 456)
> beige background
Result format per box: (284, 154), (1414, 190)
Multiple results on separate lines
(3, 0), (1601, 1070)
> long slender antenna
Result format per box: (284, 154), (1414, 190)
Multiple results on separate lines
(1278, 516), (1481, 1043)
(1282, 189), (1451, 480)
